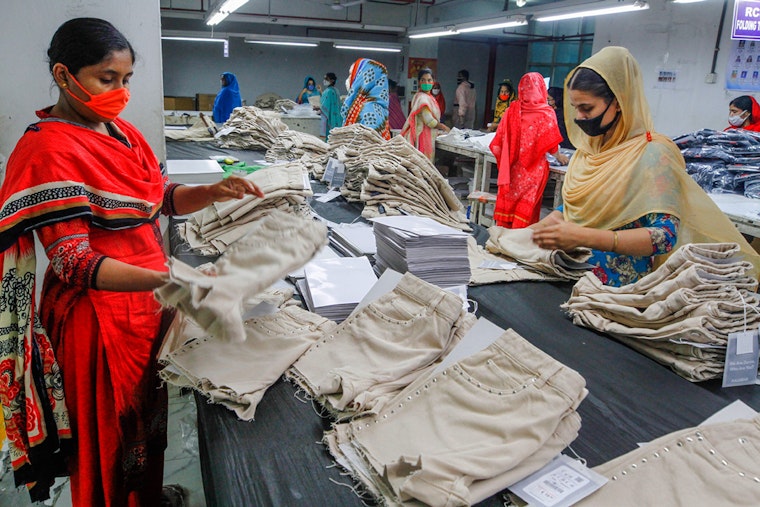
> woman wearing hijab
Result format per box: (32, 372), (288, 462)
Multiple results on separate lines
(547, 86), (574, 148)
(319, 72), (342, 140)
(487, 78), (516, 132)
(296, 75), (321, 105)
(489, 72), (568, 229)
(401, 68), (450, 161)
(341, 58), (391, 140)
(531, 46), (760, 286)
(432, 81), (446, 123)
(213, 71), (242, 123)
(725, 95), (760, 131)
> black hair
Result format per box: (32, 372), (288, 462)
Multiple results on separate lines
(730, 95), (754, 114)
(567, 67), (614, 102)
(547, 86), (563, 108)
(47, 18), (135, 76)
(417, 67), (434, 81)
(325, 72), (337, 84)
(388, 79), (398, 90)
(458, 69), (469, 80)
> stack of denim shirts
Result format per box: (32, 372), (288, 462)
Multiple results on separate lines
(217, 106), (288, 151)
(265, 129), (329, 174)
(286, 272), (588, 506)
(177, 163), (314, 255)
(563, 243), (760, 381)
(359, 135), (470, 231)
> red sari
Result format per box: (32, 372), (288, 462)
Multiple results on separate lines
(0, 108), (172, 505)
(489, 73), (562, 228)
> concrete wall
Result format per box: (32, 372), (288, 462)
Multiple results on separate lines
(593, 0), (736, 137)
(0, 0), (165, 164)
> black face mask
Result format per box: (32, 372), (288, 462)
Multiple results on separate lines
(574, 99), (620, 137)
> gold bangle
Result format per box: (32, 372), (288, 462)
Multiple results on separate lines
(611, 230), (619, 252)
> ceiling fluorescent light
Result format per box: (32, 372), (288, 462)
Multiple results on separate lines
(246, 40), (318, 47)
(333, 43), (401, 53)
(161, 36), (227, 43)
(536, 0), (649, 22)
(457, 16), (528, 33)
(409, 27), (458, 39)
(205, 0), (250, 26)
(671, 0), (705, 3)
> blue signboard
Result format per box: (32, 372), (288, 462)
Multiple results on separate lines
(733, 0), (760, 40)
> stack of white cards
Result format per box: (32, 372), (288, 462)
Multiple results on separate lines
(371, 216), (471, 288)
(299, 257), (378, 321)
(329, 222), (377, 262)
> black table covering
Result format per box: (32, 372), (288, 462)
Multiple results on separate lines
(165, 140), (760, 507)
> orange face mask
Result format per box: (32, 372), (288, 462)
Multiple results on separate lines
(499, 93), (509, 101)
(64, 68), (130, 121)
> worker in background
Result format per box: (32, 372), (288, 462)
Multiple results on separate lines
(319, 72), (342, 140)
(454, 69), (477, 129)
(487, 78), (516, 132)
(213, 71), (242, 123)
(388, 79), (407, 130)
(296, 75), (321, 105)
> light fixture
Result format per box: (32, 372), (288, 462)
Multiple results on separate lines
(536, 0), (649, 22)
(161, 35), (230, 57)
(516, 0), (527, 6)
(409, 26), (459, 39)
(333, 42), (402, 52)
(205, 0), (250, 26)
(671, 0), (705, 3)
(457, 16), (528, 33)
(246, 39), (318, 47)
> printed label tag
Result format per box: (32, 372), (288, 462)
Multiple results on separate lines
(509, 454), (607, 507)
(722, 329), (760, 388)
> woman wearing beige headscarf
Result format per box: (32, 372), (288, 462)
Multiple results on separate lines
(532, 46), (760, 286)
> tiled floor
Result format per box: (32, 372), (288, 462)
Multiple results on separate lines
(0, 384), (205, 506)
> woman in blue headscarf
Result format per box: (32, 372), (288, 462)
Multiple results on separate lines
(320, 72), (343, 140)
(340, 58), (391, 139)
(213, 72), (242, 123)
(296, 75), (321, 104)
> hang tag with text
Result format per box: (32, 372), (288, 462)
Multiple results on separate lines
(508, 454), (607, 507)
(722, 329), (759, 388)
(322, 157), (344, 187)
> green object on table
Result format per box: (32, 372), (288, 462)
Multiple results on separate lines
(221, 162), (265, 178)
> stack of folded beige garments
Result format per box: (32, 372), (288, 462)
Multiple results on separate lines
(265, 130), (329, 174)
(563, 243), (760, 381)
(324, 124), (386, 197)
(176, 163), (313, 255)
(253, 92), (283, 110)
(273, 98), (298, 111)
(217, 106), (287, 151)
(360, 135), (470, 231)
(164, 116), (215, 141)
(471, 227), (593, 284)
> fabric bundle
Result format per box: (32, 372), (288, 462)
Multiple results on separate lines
(216, 106), (287, 151)
(322, 325), (587, 506)
(164, 116), (215, 141)
(177, 163), (313, 255)
(287, 272), (473, 420)
(156, 209), (328, 343)
(265, 130), (329, 174)
(563, 242), (760, 381)
(359, 135), (470, 231)
(484, 226), (593, 280)
(324, 123), (386, 193)
(252, 92), (283, 110)
(160, 305), (336, 420)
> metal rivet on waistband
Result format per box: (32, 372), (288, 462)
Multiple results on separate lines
(686, 437), (693, 442)
(390, 410), (395, 414)
(443, 371), (447, 376)
(407, 396), (412, 401)
(739, 437), (747, 444)
(424, 384), (429, 389)
(709, 449), (716, 455)
(677, 442), (683, 447)
(663, 447), (670, 452)
(383, 414), (388, 419)
(621, 471), (627, 476)
(641, 458), (647, 463)
(398, 403), (403, 408)
(267, 331), (271, 335)
(631, 464), (637, 469)
(365, 423), (370, 428)
(721, 460), (728, 466)
(611, 475), (617, 481)
(653, 452), (660, 458)
(432, 378), (437, 382)
(753, 477), (760, 483)
(739, 472), (746, 477)
(415, 390), (420, 396)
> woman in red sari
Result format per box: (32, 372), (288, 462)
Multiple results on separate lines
(489, 72), (569, 228)
(401, 68), (450, 161)
(0, 18), (262, 505)
(725, 95), (760, 131)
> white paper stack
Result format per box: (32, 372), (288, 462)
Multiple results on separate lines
(329, 223), (377, 262)
(166, 159), (224, 185)
(287, 244), (342, 280)
(300, 257), (378, 321)
(370, 216), (471, 287)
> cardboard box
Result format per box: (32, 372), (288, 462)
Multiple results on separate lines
(163, 96), (195, 110)
(196, 93), (217, 112)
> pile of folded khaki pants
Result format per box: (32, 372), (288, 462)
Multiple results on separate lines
(164, 117), (215, 142)
(265, 130), (329, 174)
(217, 106), (288, 151)
(324, 124), (386, 197)
(359, 135), (470, 231)
(177, 163), (313, 255)
(469, 227), (593, 284)
(575, 415), (760, 506)
(563, 243), (760, 381)
(286, 272), (588, 506)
